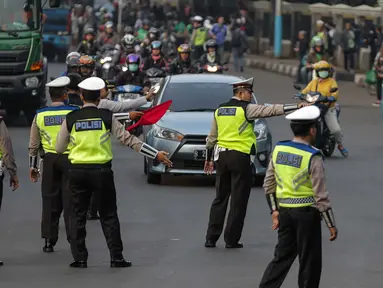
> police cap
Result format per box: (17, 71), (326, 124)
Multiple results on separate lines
(229, 77), (254, 91)
(46, 76), (70, 88)
(78, 77), (105, 91)
(286, 106), (320, 123)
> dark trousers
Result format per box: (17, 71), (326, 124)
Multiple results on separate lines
(41, 153), (71, 244)
(344, 51), (355, 71)
(68, 167), (123, 261)
(88, 193), (99, 216)
(192, 46), (204, 62)
(259, 207), (322, 288)
(206, 150), (252, 244)
(0, 175), (3, 211)
(376, 77), (383, 101)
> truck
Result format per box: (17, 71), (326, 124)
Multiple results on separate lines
(0, 0), (60, 124)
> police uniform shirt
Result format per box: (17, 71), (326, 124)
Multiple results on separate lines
(0, 118), (17, 178)
(98, 97), (148, 113)
(55, 103), (144, 154)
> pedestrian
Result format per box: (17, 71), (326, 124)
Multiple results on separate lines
(209, 16), (227, 60)
(294, 31), (309, 83)
(259, 105), (338, 288)
(204, 78), (307, 248)
(0, 117), (19, 266)
(231, 18), (248, 72)
(342, 22), (356, 72)
(55, 77), (172, 268)
(28, 76), (79, 253)
(373, 46), (383, 107)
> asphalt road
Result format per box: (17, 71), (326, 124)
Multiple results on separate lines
(0, 62), (381, 288)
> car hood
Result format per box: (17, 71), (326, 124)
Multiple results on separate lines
(156, 111), (266, 135)
(156, 112), (214, 135)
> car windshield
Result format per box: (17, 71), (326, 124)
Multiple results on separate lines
(0, 0), (40, 32)
(160, 82), (257, 112)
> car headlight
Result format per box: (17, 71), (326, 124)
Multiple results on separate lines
(152, 124), (184, 141)
(207, 65), (218, 72)
(100, 57), (112, 64)
(102, 62), (111, 69)
(254, 122), (268, 140)
(117, 93), (140, 102)
(25, 77), (39, 88)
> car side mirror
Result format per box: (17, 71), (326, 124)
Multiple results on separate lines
(49, 0), (60, 8)
(329, 87), (338, 93)
(293, 83), (301, 90)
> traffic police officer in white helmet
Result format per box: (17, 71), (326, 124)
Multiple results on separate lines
(55, 77), (172, 268)
(259, 106), (337, 288)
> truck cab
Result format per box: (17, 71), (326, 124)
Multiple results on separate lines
(0, 0), (50, 124)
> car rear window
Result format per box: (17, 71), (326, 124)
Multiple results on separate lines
(160, 82), (257, 111)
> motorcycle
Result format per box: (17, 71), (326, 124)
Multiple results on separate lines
(146, 67), (167, 85)
(95, 44), (120, 80)
(202, 63), (228, 74)
(293, 84), (340, 157)
(112, 84), (145, 136)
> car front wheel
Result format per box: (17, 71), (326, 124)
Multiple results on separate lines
(147, 172), (161, 184)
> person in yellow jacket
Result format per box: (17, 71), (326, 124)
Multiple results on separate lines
(28, 76), (79, 253)
(259, 105), (338, 288)
(190, 16), (209, 61)
(301, 60), (348, 157)
(204, 78), (308, 249)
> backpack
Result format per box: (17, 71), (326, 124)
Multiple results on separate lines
(231, 29), (242, 48)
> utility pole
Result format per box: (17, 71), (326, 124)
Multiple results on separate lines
(274, 0), (282, 57)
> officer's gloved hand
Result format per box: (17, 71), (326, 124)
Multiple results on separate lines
(327, 96), (336, 102)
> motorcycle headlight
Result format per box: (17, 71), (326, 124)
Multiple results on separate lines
(122, 66), (128, 72)
(207, 65), (218, 72)
(117, 93), (140, 102)
(306, 95), (319, 103)
(100, 56), (112, 64)
(152, 124), (184, 141)
(102, 62), (111, 69)
(254, 122), (268, 140)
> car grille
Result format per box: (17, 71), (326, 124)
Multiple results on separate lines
(183, 135), (207, 145)
(0, 50), (29, 75)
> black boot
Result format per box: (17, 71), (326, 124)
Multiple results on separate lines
(43, 239), (54, 253)
(110, 259), (132, 268)
(70, 261), (87, 268)
(0, 260), (3, 266)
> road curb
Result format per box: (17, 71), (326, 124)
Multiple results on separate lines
(245, 58), (367, 86)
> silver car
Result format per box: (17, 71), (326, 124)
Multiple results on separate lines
(143, 74), (273, 184)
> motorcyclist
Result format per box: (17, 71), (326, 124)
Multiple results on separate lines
(169, 44), (198, 75)
(148, 27), (160, 42)
(140, 36), (152, 61)
(137, 19), (150, 41)
(121, 34), (136, 56)
(78, 55), (96, 79)
(124, 25), (134, 36)
(160, 30), (177, 59)
(115, 54), (151, 88)
(97, 21), (119, 46)
(76, 28), (98, 56)
(61, 52), (81, 76)
(304, 36), (331, 82)
(301, 61), (348, 157)
(142, 41), (168, 71)
(66, 73), (83, 106)
(199, 39), (222, 66)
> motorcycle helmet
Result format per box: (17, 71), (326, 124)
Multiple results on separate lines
(84, 27), (95, 41)
(177, 44), (191, 62)
(66, 52), (80, 65)
(79, 55), (95, 78)
(124, 26), (133, 35)
(67, 57), (80, 74)
(151, 41), (162, 56)
(143, 19), (151, 29)
(121, 34), (135, 51)
(148, 27), (159, 41)
(126, 54), (140, 73)
(312, 36), (324, 54)
(314, 60), (331, 79)
(205, 39), (217, 56)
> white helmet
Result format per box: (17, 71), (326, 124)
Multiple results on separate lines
(121, 34), (135, 50)
(66, 52), (80, 64)
(193, 15), (203, 22)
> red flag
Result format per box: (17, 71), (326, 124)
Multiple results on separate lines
(126, 100), (172, 132)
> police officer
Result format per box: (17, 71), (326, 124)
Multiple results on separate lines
(259, 106), (338, 288)
(0, 118), (19, 266)
(55, 77), (172, 268)
(28, 76), (79, 253)
(204, 78), (307, 248)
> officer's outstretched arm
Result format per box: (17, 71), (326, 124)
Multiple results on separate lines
(111, 116), (158, 159)
(245, 103), (301, 120)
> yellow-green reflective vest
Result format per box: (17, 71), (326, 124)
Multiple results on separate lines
(36, 105), (79, 154)
(272, 141), (322, 208)
(67, 109), (113, 165)
(194, 27), (208, 46)
(215, 100), (256, 155)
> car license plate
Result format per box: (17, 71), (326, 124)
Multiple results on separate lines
(194, 150), (206, 160)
